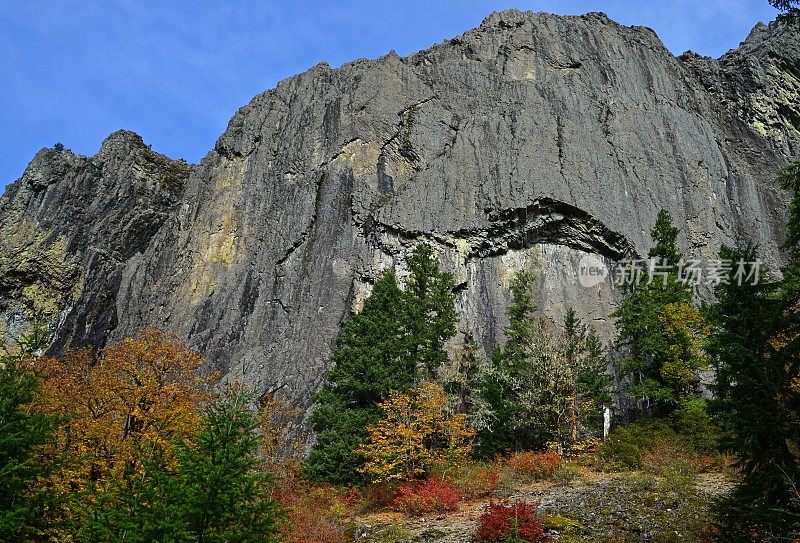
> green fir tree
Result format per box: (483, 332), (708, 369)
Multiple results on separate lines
(0, 326), (60, 542)
(305, 244), (457, 483)
(613, 209), (703, 415)
(81, 384), (283, 542)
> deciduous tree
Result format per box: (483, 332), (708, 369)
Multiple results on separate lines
(34, 329), (214, 534)
(357, 381), (474, 483)
(80, 384), (283, 543)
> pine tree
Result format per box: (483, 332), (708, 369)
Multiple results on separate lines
(613, 209), (701, 415)
(305, 245), (458, 483)
(405, 244), (459, 378)
(305, 272), (412, 483)
(563, 309), (612, 445)
(77, 448), (188, 542)
(475, 279), (611, 455)
(0, 326), (59, 541)
(176, 384), (282, 542)
(707, 243), (799, 541)
(769, 0), (800, 19)
(709, 162), (800, 541)
(474, 271), (538, 457)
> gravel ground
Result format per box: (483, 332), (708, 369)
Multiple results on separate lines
(356, 472), (734, 543)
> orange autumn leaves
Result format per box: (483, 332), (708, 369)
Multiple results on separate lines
(33, 329), (216, 493)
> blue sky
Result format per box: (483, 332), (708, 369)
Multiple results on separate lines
(0, 1), (781, 189)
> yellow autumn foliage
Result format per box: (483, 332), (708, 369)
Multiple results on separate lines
(659, 302), (709, 397)
(357, 381), (474, 483)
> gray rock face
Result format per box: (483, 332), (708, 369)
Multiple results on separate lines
(1, 11), (797, 414)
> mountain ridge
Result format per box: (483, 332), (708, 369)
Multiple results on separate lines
(0, 10), (797, 417)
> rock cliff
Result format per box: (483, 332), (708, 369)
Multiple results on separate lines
(1, 10), (797, 413)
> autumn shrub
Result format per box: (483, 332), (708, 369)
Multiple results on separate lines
(274, 479), (353, 543)
(440, 461), (501, 499)
(473, 501), (547, 543)
(390, 479), (462, 516)
(361, 482), (400, 511)
(505, 451), (562, 482)
(640, 438), (694, 475)
(596, 414), (729, 473)
(598, 405), (724, 473)
(691, 452), (735, 474)
(563, 437), (602, 459)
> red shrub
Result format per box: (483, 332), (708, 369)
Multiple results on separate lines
(390, 478), (462, 516)
(273, 478), (352, 543)
(363, 482), (400, 509)
(506, 451), (562, 480)
(474, 501), (546, 543)
(470, 464), (501, 498)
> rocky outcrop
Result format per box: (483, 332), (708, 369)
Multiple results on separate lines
(0, 11), (797, 414)
(0, 132), (190, 347)
(681, 19), (800, 158)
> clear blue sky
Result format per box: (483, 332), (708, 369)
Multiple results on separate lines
(0, 1), (781, 189)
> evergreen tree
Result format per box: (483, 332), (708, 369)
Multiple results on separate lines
(474, 271), (540, 457)
(707, 243), (799, 541)
(709, 162), (800, 541)
(305, 272), (412, 483)
(305, 244), (457, 483)
(0, 326), (59, 541)
(563, 309), (612, 445)
(770, 0), (800, 19)
(405, 244), (459, 377)
(77, 448), (188, 542)
(175, 384), (282, 542)
(473, 348), (522, 458)
(475, 277), (612, 456)
(613, 209), (702, 415)
(648, 209), (682, 266)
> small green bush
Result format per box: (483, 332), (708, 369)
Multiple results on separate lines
(597, 418), (679, 470)
(656, 459), (695, 505)
(368, 523), (412, 543)
(670, 398), (719, 452)
(552, 463), (581, 486)
(598, 402), (723, 473)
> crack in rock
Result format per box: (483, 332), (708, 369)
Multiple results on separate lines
(359, 198), (637, 263)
